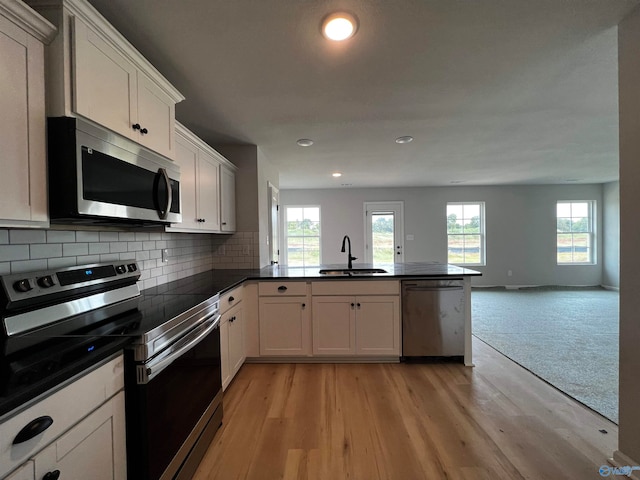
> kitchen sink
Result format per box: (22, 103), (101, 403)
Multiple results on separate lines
(318, 268), (388, 276)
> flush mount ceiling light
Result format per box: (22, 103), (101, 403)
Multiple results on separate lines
(332, 172), (342, 177)
(296, 138), (314, 147)
(395, 136), (414, 144)
(322, 12), (358, 41)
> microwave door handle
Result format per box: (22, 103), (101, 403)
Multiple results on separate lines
(156, 168), (172, 220)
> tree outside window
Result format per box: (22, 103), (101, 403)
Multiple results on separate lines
(285, 206), (321, 266)
(446, 202), (485, 265)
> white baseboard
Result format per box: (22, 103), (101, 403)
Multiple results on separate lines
(602, 284), (620, 291)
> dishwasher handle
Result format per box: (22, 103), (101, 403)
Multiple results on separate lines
(403, 285), (464, 292)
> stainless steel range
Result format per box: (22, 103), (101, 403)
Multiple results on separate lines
(0, 262), (223, 480)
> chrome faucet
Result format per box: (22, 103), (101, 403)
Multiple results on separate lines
(341, 235), (357, 270)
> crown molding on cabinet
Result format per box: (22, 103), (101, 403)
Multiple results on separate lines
(27, 0), (185, 103)
(176, 121), (238, 171)
(0, 0), (56, 43)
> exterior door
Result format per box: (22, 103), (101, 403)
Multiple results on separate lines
(364, 202), (404, 264)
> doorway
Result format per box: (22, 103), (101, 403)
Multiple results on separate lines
(268, 182), (279, 265)
(364, 201), (404, 264)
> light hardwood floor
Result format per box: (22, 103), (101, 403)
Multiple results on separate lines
(193, 337), (617, 479)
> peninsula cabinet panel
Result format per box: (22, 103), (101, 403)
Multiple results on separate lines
(259, 297), (311, 356)
(0, 4), (54, 228)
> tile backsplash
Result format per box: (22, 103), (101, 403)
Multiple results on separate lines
(0, 229), (260, 290)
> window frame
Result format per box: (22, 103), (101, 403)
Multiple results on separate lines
(283, 205), (322, 267)
(446, 201), (486, 266)
(556, 200), (596, 265)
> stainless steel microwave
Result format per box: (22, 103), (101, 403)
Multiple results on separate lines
(47, 117), (181, 226)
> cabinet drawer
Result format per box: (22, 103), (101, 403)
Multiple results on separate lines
(0, 354), (124, 478)
(220, 285), (243, 313)
(259, 281), (308, 296)
(311, 280), (399, 296)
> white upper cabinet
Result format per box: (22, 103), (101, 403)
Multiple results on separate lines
(168, 123), (237, 233)
(28, 0), (184, 158)
(0, 0), (55, 228)
(220, 166), (236, 232)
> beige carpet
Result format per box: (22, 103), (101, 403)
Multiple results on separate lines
(471, 287), (619, 423)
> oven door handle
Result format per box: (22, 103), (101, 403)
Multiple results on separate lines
(139, 312), (220, 384)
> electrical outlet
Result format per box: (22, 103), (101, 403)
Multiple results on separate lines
(507, 270), (513, 277)
(242, 245), (250, 256)
(161, 248), (169, 263)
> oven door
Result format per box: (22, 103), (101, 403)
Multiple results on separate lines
(125, 316), (222, 480)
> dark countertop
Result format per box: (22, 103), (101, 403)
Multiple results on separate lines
(139, 262), (480, 298)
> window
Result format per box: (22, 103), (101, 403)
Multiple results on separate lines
(556, 201), (595, 264)
(446, 202), (485, 265)
(284, 206), (321, 266)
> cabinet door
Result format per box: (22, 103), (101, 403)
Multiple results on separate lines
(72, 16), (137, 141)
(259, 297), (310, 356)
(197, 151), (221, 230)
(0, 14), (47, 226)
(137, 72), (176, 158)
(4, 462), (34, 480)
(172, 136), (199, 230)
(228, 305), (245, 376)
(33, 391), (126, 480)
(220, 318), (231, 390)
(220, 166), (236, 232)
(355, 296), (400, 355)
(312, 296), (356, 355)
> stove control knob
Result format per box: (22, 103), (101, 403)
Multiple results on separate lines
(37, 275), (55, 288)
(127, 263), (137, 272)
(13, 279), (32, 293)
(116, 265), (127, 274)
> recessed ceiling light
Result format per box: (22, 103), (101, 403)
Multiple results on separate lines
(395, 136), (413, 144)
(322, 12), (358, 41)
(332, 172), (342, 177)
(296, 138), (314, 147)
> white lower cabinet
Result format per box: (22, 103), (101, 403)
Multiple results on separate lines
(220, 286), (245, 390)
(4, 462), (34, 480)
(312, 296), (400, 356)
(33, 391), (126, 480)
(0, 355), (126, 480)
(221, 303), (245, 390)
(259, 297), (311, 356)
(311, 296), (355, 355)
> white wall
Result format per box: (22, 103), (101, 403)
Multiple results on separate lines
(603, 181), (620, 288)
(281, 184), (605, 286)
(617, 6), (640, 468)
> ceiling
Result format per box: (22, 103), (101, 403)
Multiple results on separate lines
(86, 0), (640, 189)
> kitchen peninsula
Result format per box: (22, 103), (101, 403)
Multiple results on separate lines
(144, 262), (481, 390)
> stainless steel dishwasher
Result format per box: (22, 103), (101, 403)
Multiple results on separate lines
(401, 279), (465, 360)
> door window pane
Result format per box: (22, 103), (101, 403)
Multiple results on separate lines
(371, 213), (394, 263)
